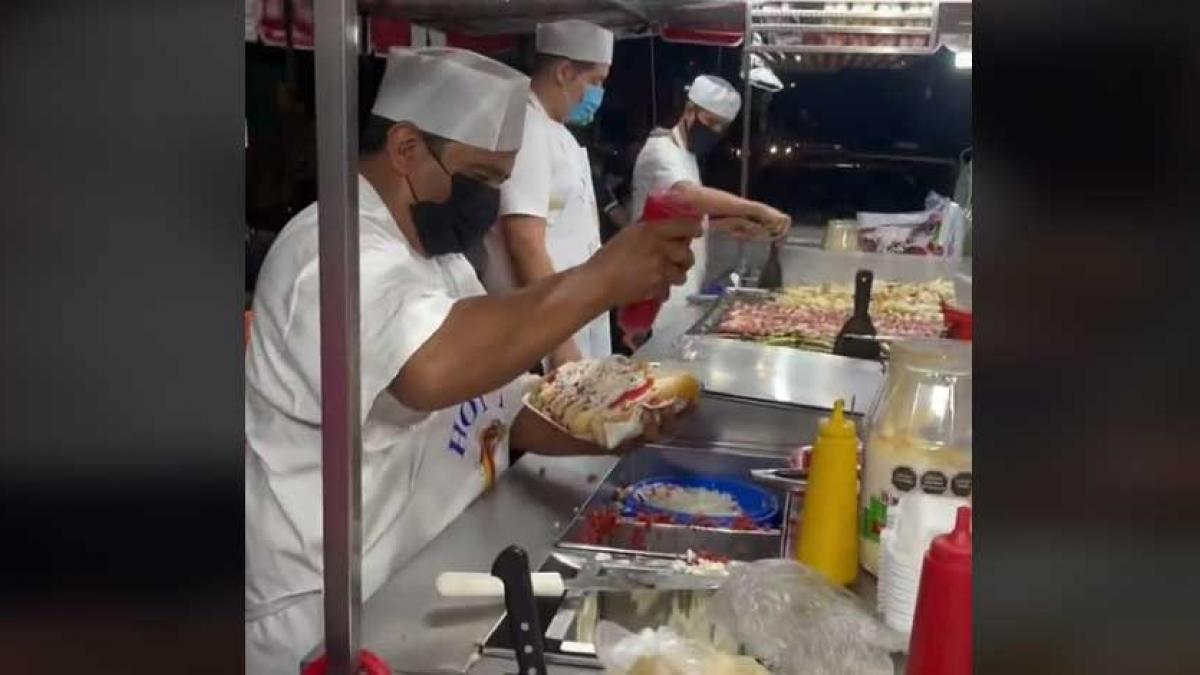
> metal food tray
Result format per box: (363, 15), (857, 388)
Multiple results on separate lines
(555, 445), (793, 562)
(685, 286), (962, 359)
(685, 287), (841, 354)
(686, 287), (775, 338)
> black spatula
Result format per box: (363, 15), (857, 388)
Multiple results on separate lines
(834, 269), (881, 360)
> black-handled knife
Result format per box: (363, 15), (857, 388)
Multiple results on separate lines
(491, 546), (548, 675)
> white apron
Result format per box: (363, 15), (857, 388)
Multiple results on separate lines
(545, 142), (611, 359)
(245, 385), (521, 674)
(245, 178), (531, 675)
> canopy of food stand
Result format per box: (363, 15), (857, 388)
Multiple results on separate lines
(247, 0), (970, 60)
(248, 0), (746, 53)
(358, 0), (744, 35)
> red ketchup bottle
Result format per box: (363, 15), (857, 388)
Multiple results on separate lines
(302, 650), (391, 675)
(906, 506), (972, 675)
(617, 191), (702, 348)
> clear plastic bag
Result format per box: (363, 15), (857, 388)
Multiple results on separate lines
(594, 621), (769, 675)
(926, 192), (967, 258)
(707, 559), (907, 675)
(855, 191), (967, 258)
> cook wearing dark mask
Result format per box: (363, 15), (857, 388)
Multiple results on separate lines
(628, 74), (791, 323)
(245, 48), (700, 675)
(354, 113), (512, 257)
(681, 104), (728, 158)
(406, 147), (502, 256)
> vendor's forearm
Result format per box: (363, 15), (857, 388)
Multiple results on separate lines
(670, 181), (761, 219)
(391, 265), (609, 411)
(510, 409), (610, 456)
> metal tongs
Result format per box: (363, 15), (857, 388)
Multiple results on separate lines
(749, 467), (809, 493)
(554, 552), (727, 592)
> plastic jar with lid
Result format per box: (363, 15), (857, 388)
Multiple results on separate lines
(859, 339), (972, 574)
(823, 219), (860, 252)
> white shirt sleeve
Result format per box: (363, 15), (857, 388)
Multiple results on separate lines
(498, 115), (551, 219)
(643, 137), (700, 191)
(631, 136), (701, 221)
(356, 246), (457, 412)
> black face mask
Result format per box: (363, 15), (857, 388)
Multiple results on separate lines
(686, 116), (724, 157)
(408, 156), (500, 256)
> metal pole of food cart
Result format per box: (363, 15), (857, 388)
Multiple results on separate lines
(739, 1), (753, 197)
(649, 34), (657, 127)
(314, 0), (362, 673)
(737, 0), (755, 282)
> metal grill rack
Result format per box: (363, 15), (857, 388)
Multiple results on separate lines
(749, 0), (939, 71)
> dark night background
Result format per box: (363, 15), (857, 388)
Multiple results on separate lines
(245, 34), (971, 298)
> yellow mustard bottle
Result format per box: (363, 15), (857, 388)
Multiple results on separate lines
(795, 399), (859, 586)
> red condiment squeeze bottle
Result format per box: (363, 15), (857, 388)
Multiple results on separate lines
(617, 190), (702, 349)
(302, 650), (391, 675)
(906, 505), (972, 675)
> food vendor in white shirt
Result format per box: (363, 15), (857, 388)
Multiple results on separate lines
(480, 19), (616, 369)
(629, 74), (791, 311)
(244, 47), (699, 675)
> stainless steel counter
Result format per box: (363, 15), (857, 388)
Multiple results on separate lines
(704, 225), (825, 288)
(351, 452), (620, 674)
(636, 296), (885, 415)
(776, 245), (971, 288)
(461, 573), (895, 675)
(634, 244), (974, 415)
(329, 244), (951, 673)
(345, 398), (835, 674)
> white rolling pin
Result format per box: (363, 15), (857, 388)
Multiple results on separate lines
(435, 571), (567, 599)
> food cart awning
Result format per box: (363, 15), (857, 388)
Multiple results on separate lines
(248, 0), (748, 53)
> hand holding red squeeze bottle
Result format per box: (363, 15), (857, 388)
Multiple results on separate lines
(616, 190), (703, 350)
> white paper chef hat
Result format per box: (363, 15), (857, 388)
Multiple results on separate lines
(535, 19), (614, 65)
(686, 74), (742, 121)
(371, 47), (530, 153)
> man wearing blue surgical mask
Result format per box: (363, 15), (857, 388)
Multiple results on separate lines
(479, 19), (615, 370)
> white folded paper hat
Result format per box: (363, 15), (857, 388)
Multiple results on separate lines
(371, 47), (530, 153)
(687, 74), (742, 121)
(536, 19), (614, 65)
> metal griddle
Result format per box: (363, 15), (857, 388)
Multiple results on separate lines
(684, 286), (953, 359)
(685, 287), (842, 354)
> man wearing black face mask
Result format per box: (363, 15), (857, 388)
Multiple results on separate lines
(630, 74), (791, 314)
(244, 48), (700, 674)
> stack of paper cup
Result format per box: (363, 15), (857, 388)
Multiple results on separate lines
(877, 492), (967, 635)
(876, 505), (900, 614)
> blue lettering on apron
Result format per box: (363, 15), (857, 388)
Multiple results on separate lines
(448, 420), (468, 456)
(446, 395), (492, 456)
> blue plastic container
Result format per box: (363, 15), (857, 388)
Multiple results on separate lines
(621, 475), (780, 528)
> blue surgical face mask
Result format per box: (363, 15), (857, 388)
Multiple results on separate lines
(567, 84), (605, 126)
